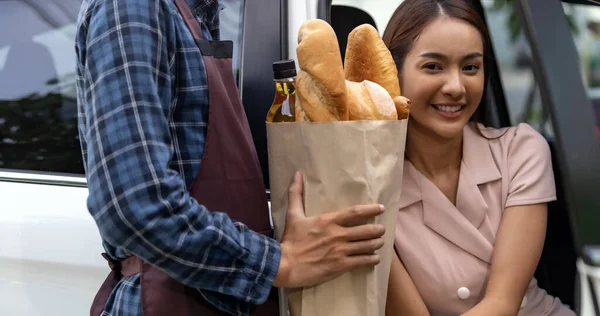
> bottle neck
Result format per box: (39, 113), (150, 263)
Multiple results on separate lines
(274, 77), (296, 83)
(275, 78), (296, 96)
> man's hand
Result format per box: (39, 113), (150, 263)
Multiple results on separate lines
(273, 171), (386, 288)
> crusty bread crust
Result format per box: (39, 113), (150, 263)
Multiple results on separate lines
(393, 96), (411, 120)
(346, 80), (397, 120)
(344, 24), (401, 99)
(296, 19), (348, 121)
(294, 20), (409, 122)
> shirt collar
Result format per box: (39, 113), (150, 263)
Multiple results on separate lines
(186, 0), (224, 19)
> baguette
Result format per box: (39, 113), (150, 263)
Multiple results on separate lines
(344, 24), (401, 99)
(294, 20), (409, 122)
(346, 80), (397, 120)
(394, 96), (411, 120)
(295, 19), (348, 121)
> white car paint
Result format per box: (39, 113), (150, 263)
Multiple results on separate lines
(0, 173), (108, 315)
(577, 258), (600, 316)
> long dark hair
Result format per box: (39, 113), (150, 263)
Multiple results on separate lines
(382, 0), (492, 124)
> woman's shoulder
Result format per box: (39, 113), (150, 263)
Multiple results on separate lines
(467, 122), (549, 152)
(465, 122), (555, 205)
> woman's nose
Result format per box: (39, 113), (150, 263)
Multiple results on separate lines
(441, 70), (466, 99)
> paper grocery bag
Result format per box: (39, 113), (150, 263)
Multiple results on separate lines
(267, 119), (408, 316)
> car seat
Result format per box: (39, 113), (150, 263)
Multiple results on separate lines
(330, 5), (378, 63)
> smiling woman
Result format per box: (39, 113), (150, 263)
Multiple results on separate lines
(380, 1), (576, 316)
(399, 17), (485, 139)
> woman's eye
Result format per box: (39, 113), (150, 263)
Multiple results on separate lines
(423, 64), (441, 71)
(463, 64), (480, 73)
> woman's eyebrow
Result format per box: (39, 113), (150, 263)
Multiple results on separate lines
(463, 52), (483, 60)
(419, 52), (447, 60)
(418, 52), (483, 61)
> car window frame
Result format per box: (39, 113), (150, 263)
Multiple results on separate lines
(0, 1), (86, 185)
(1, 0), (262, 188)
(516, 0), (600, 260)
(240, 0), (284, 190)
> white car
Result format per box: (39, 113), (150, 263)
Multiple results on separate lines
(1, 0), (598, 315)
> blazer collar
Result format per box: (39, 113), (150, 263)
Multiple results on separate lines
(398, 123), (504, 263)
(400, 123), (502, 208)
(462, 123), (503, 185)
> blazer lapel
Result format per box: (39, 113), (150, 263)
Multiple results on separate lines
(399, 160), (423, 209)
(456, 161), (488, 229)
(420, 173), (494, 264)
(460, 123), (504, 244)
(400, 124), (505, 264)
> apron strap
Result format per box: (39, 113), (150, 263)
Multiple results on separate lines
(173, 0), (203, 40)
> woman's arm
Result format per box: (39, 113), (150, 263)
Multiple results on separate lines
(461, 203), (547, 316)
(386, 249), (430, 316)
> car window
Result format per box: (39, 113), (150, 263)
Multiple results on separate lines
(331, 0), (402, 34)
(561, 0), (600, 137)
(0, 0), (246, 176)
(481, 2), (551, 132)
(484, 1), (600, 138)
(219, 0), (245, 87)
(0, 0), (83, 175)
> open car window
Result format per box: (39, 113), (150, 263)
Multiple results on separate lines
(562, 1), (600, 137)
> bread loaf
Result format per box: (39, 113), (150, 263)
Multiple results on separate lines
(295, 19), (348, 121)
(346, 80), (397, 120)
(393, 96), (411, 120)
(344, 24), (401, 99)
(294, 20), (410, 122)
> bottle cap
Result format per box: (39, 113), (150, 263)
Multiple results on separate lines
(273, 59), (297, 79)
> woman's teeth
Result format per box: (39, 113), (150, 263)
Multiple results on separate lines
(432, 105), (462, 112)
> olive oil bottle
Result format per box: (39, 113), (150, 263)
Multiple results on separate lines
(266, 60), (297, 122)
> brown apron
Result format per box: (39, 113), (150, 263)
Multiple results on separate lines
(89, 0), (279, 314)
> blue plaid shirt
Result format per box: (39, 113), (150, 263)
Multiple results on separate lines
(75, 0), (281, 315)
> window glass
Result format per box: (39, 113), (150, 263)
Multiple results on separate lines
(481, 1), (550, 132)
(561, 1), (600, 137)
(219, 0), (245, 87)
(0, 0), (248, 176)
(483, 0), (600, 138)
(0, 0), (83, 175)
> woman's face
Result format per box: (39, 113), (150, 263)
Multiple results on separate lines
(400, 17), (485, 140)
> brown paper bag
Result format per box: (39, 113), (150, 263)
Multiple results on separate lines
(267, 119), (408, 316)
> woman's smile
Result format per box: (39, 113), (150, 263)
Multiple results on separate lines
(430, 102), (467, 118)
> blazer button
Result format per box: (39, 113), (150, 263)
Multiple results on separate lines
(521, 295), (528, 308)
(457, 287), (470, 300)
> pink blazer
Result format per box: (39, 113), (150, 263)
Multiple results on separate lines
(395, 123), (575, 316)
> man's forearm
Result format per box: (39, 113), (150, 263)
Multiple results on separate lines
(88, 175), (281, 304)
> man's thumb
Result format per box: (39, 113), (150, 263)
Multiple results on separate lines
(287, 170), (305, 219)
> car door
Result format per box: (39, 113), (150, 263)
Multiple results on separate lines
(514, 0), (600, 314)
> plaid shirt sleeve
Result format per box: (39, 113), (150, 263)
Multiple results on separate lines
(76, 0), (280, 311)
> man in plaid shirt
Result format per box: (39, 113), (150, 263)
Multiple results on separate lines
(75, 0), (387, 315)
